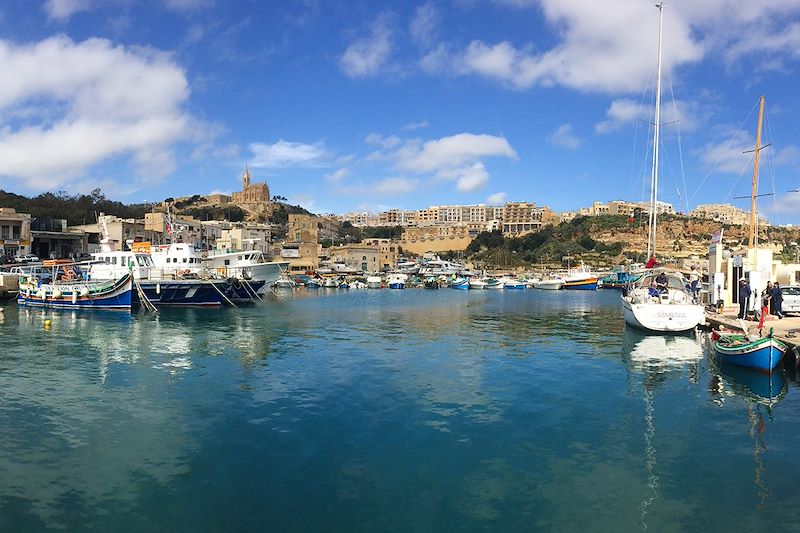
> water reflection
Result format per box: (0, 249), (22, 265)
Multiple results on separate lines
(620, 331), (705, 531)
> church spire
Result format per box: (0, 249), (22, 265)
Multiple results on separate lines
(243, 164), (251, 189)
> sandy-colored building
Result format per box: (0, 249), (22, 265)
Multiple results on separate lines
(282, 213), (320, 272)
(689, 203), (766, 226)
(329, 238), (399, 273)
(72, 214), (164, 253)
(216, 223), (272, 254)
(501, 202), (558, 235)
(145, 212), (203, 247)
(0, 208), (32, 260)
(400, 225), (476, 255)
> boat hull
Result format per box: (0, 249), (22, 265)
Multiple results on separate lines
(621, 296), (704, 333)
(713, 337), (787, 371)
(534, 280), (563, 290)
(388, 283), (405, 289)
(450, 279), (469, 290)
(563, 278), (598, 290)
(136, 279), (265, 307)
(17, 275), (132, 310)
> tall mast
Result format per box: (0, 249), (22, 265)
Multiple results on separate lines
(749, 96), (765, 256)
(647, 2), (665, 260)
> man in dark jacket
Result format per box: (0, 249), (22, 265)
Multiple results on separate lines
(738, 278), (751, 319)
(772, 282), (784, 319)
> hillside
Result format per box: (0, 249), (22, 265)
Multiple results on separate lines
(466, 215), (800, 269)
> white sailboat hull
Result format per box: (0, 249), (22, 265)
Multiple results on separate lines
(621, 296), (705, 333)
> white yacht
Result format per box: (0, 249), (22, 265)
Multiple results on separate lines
(622, 270), (705, 333)
(419, 257), (464, 276)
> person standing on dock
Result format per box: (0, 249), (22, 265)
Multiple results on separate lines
(772, 282), (784, 319)
(738, 278), (750, 319)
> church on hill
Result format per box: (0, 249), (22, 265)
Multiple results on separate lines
(232, 165), (270, 204)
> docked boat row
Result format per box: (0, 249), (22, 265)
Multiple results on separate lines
(6, 214), (290, 310)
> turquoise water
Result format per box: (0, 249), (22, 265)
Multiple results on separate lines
(1, 289), (799, 531)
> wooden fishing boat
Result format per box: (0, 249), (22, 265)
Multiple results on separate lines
(712, 329), (787, 371)
(17, 270), (132, 310)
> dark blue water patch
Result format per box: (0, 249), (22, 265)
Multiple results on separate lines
(1, 290), (799, 531)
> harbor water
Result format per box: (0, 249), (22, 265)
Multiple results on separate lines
(1, 289), (799, 531)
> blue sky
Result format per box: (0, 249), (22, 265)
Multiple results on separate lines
(1, 0), (800, 222)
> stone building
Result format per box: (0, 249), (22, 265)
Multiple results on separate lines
(144, 212), (203, 247)
(400, 225), (476, 255)
(329, 238), (399, 273)
(0, 208), (32, 260)
(72, 215), (163, 253)
(232, 165), (270, 204)
(282, 213), (320, 272)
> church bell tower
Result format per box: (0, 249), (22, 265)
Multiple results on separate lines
(243, 164), (251, 189)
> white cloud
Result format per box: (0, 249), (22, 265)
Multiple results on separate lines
(248, 140), (328, 168)
(410, 3), (438, 48)
(547, 123), (582, 149)
(775, 145), (800, 168)
(493, 0), (535, 7)
(365, 132), (401, 149)
(402, 120), (430, 131)
(165, 0), (214, 11)
(398, 133), (516, 173)
(325, 168), (349, 183)
(595, 96), (711, 134)
(340, 16), (392, 78)
(373, 177), (419, 195)
(422, 1), (800, 94)
(330, 174), (419, 198)
(696, 130), (754, 174)
(437, 162), (490, 192)
(595, 99), (641, 134)
(43, 0), (94, 21)
(0, 36), (194, 192)
(486, 192), (507, 204)
(770, 191), (800, 215)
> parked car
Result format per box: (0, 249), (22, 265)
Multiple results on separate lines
(780, 285), (800, 314)
(13, 254), (40, 263)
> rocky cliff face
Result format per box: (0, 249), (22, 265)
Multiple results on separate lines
(590, 216), (799, 260)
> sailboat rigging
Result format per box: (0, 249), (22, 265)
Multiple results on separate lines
(620, 2), (705, 333)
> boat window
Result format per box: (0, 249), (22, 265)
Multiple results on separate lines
(182, 258), (188, 263)
(136, 256), (146, 266)
(111, 257), (117, 265)
(224, 260), (230, 266)
(238, 256), (243, 261)
(667, 277), (685, 289)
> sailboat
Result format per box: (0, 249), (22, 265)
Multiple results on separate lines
(621, 2), (705, 333)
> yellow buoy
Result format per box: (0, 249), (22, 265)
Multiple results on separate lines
(44, 319), (51, 330)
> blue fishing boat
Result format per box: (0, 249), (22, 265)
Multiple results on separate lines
(712, 329), (787, 371)
(450, 277), (469, 290)
(18, 271), (132, 310)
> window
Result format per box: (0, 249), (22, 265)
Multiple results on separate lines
(12, 226), (20, 239)
(0, 226), (8, 239)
